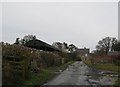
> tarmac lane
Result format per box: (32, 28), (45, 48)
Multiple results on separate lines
(42, 61), (118, 86)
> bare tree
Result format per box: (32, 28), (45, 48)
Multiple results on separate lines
(63, 42), (68, 49)
(14, 38), (20, 44)
(68, 44), (77, 52)
(96, 37), (117, 54)
(14, 35), (37, 45)
(112, 40), (120, 51)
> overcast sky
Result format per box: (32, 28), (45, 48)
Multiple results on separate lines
(2, 2), (118, 51)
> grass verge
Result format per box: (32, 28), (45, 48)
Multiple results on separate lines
(83, 59), (120, 86)
(24, 69), (54, 85)
(84, 59), (119, 72)
(93, 64), (118, 72)
(23, 61), (75, 86)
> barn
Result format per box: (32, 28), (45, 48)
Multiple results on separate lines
(24, 39), (62, 52)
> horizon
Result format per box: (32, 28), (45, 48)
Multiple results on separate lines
(1, 34), (118, 53)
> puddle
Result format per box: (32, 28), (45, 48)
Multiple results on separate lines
(84, 65), (119, 86)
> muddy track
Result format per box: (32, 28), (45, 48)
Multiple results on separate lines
(42, 61), (118, 86)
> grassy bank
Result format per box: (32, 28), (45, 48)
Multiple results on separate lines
(84, 59), (119, 72)
(83, 58), (120, 86)
(92, 64), (118, 72)
(23, 61), (75, 86)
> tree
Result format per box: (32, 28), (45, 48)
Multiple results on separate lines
(112, 41), (120, 51)
(68, 44), (77, 52)
(21, 39), (25, 45)
(96, 37), (117, 54)
(23, 35), (37, 43)
(14, 38), (20, 44)
(56, 42), (63, 50)
(111, 38), (118, 51)
(63, 42), (68, 49)
(52, 42), (77, 53)
(14, 35), (37, 45)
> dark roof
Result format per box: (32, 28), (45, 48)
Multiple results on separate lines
(24, 39), (61, 52)
(76, 48), (89, 54)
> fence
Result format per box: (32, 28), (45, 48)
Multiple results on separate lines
(2, 56), (30, 85)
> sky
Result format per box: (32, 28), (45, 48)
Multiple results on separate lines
(1, 1), (118, 52)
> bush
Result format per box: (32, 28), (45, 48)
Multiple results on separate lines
(40, 52), (62, 67)
(1, 42), (75, 85)
(2, 43), (42, 85)
(110, 55), (120, 66)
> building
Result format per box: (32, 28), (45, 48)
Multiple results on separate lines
(24, 40), (61, 52)
(76, 47), (90, 57)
